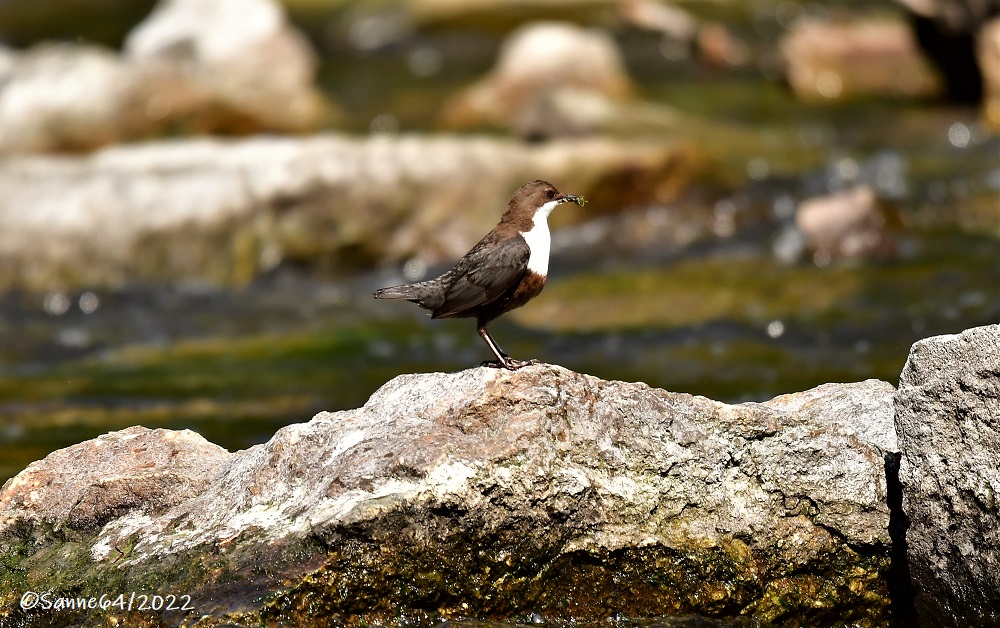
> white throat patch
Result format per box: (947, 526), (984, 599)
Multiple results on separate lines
(520, 199), (560, 276)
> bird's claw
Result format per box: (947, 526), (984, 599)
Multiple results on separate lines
(480, 358), (538, 371)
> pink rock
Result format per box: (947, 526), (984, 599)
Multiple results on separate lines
(780, 17), (942, 101)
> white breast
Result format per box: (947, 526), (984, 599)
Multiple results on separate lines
(519, 199), (560, 276)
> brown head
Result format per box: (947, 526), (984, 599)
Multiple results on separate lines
(499, 179), (582, 231)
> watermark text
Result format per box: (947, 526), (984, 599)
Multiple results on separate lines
(19, 591), (194, 613)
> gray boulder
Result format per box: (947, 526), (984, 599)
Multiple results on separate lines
(0, 366), (897, 626)
(0, 134), (695, 292)
(895, 324), (1000, 627)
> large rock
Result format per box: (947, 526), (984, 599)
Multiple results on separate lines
(895, 324), (1000, 626)
(442, 22), (664, 139)
(1, 428), (229, 531)
(780, 16), (942, 101)
(123, 0), (327, 133)
(0, 134), (697, 292)
(0, 0), (328, 154)
(0, 366), (898, 626)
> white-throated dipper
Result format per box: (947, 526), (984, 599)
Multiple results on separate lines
(374, 179), (583, 370)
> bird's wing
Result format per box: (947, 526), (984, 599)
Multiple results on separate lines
(431, 236), (530, 319)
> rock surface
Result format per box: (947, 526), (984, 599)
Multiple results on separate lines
(895, 324), (1000, 627)
(0, 133), (696, 292)
(0, 366), (897, 626)
(2, 428), (229, 531)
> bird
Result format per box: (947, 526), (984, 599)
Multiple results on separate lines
(374, 179), (584, 370)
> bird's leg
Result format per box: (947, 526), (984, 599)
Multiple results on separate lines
(477, 325), (533, 370)
(478, 324), (515, 369)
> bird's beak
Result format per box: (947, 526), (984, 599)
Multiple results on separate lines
(559, 194), (585, 207)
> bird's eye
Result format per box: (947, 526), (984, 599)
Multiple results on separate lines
(546, 190), (555, 198)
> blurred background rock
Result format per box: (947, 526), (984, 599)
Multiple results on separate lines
(0, 0), (997, 487)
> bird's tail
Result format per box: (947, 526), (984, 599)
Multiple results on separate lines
(374, 278), (443, 303)
(373, 284), (419, 300)
(374, 276), (448, 311)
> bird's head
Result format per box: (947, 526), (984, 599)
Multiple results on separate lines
(503, 179), (585, 228)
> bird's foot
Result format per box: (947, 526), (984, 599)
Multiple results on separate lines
(480, 357), (538, 371)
